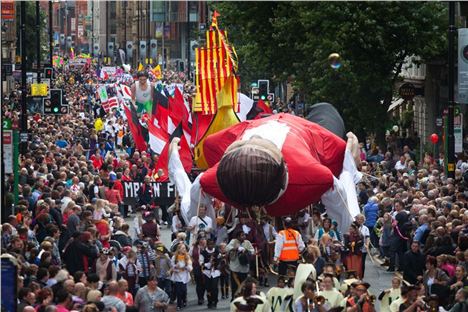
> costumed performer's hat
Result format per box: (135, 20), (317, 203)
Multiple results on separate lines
(351, 280), (371, 290)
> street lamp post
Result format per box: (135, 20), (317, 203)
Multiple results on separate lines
(447, 2), (456, 178)
(20, 1), (27, 156)
(36, 1), (41, 83)
(106, 1), (109, 62)
(49, 1), (53, 64)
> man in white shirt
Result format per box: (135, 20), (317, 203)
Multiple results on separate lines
(394, 155), (407, 171)
(187, 205), (213, 244)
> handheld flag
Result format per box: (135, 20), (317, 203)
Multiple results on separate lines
(148, 116), (169, 154)
(124, 103), (148, 152)
(152, 65), (162, 80)
(138, 63), (144, 71)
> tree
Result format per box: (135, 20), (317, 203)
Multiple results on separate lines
(213, 1), (447, 140)
(16, 1), (48, 70)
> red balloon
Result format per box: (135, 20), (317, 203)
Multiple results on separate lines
(430, 133), (439, 144)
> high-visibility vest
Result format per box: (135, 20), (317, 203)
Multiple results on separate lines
(279, 229), (300, 261)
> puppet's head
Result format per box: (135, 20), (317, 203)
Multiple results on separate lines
(216, 137), (288, 208)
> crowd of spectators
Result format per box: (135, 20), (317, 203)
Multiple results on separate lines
(1, 62), (468, 312)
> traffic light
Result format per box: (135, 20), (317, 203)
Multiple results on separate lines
(45, 89), (62, 114)
(44, 67), (53, 79)
(258, 80), (269, 101)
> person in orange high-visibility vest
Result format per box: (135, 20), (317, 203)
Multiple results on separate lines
(274, 217), (305, 276)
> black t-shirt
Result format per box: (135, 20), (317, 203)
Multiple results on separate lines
(398, 301), (412, 312)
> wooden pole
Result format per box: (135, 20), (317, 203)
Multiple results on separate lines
(195, 188), (202, 233)
(255, 246), (259, 278)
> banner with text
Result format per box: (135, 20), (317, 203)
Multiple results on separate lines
(122, 181), (176, 205)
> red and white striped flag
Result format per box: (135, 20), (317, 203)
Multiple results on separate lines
(102, 96), (118, 112)
(148, 116), (169, 154)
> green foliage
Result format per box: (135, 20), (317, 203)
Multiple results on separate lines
(212, 1), (447, 139)
(16, 1), (48, 70)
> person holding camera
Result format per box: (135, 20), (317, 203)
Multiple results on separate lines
(226, 231), (255, 301)
(345, 281), (375, 312)
(397, 284), (428, 312)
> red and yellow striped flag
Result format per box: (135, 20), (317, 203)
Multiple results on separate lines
(194, 20), (239, 115)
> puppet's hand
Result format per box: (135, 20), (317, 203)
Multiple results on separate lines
(169, 137), (181, 157)
(346, 132), (360, 167)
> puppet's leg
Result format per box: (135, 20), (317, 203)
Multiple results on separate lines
(306, 102), (345, 139)
(168, 138), (216, 224)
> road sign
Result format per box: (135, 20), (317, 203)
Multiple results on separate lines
(60, 105), (70, 115)
(436, 118), (443, 127)
(252, 87), (259, 101)
(399, 82), (416, 100)
(448, 163), (455, 171)
(30, 83), (49, 97)
(1, 0), (15, 21)
(267, 93), (275, 102)
(27, 97), (44, 114)
(19, 132), (28, 143)
(3, 131), (13, 174)
(2, 118), (12, 130)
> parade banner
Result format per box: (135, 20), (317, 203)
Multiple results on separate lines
(69, 58), (88, 67)
(122, 181), (176, 205)
(458, 28), (468, 103)
(101, 66), (117, 76)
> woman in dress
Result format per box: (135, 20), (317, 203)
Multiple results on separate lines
(343, 222), (364, 278)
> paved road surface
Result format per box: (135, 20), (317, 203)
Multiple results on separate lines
(127, 218), (394, 311)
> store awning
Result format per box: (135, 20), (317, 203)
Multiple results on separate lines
(387, 97), (404, 112)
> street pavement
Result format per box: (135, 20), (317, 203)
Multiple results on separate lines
(127, 218), (394, 311)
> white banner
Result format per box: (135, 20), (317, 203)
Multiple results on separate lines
(455, 112), (463, 153)
(3, 131), (13, 174)
(458, 28), (468, 103)
(101, 66), (117, 76)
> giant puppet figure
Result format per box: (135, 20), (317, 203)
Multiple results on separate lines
(169, 103), (362, 233)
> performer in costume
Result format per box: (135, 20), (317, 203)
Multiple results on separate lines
(131, 71), (154, 115)
(378, 276), (401, 312)
(266, 276), (294, 312)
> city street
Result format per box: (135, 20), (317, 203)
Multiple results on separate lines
(2, 2), (467, 312)
(149, 222), (394, 311)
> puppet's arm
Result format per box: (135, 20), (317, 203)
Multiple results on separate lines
(320, 132), (362, 233)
